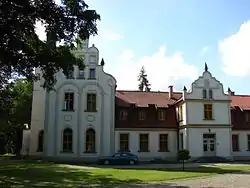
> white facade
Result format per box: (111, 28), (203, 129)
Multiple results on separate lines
(27, 40), (116, 160)
(178, 67), (233, 159)
(23, 47), (250, 161)
(115, 129), (178, 161)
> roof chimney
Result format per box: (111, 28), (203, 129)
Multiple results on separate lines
(168, 85), (173, 98)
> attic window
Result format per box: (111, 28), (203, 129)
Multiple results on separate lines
(138, 111), (146, 120)
(245, 112), (250, 122)
(202, 89), (207, 99)
(148, 104), (156, 108)
(209, 89), (213, 99)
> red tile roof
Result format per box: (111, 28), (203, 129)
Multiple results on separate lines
(231, 95), (250, 110)
(116, 91), (250, 110)
(116, 90), (182, 107)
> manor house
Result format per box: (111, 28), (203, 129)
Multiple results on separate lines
(22, 40), (250, 161)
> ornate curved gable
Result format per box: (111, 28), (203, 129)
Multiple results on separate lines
(186, 63), (229, 100)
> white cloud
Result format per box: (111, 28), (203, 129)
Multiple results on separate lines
(109, 46), (199, 91)
(219, 21), (250, 77)
(200, 46), (208, 55)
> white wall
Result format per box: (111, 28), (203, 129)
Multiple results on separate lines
(29, 71), (46, 156)
(187, 127), (231, 158)
(185, 71), (229, 101)
(28, 41), (116, 159)
(183, 70), (231, 125)
(186, 102), (230, 125)
(21, 129), (30, 155)
(115, 130), (177, 161)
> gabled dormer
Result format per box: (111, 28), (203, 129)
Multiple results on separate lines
(181, 63), (231, 125)
(184, 63), (229, 101)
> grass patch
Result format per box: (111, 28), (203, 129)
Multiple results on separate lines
(0, 153), (15, 159)
(0, 161), (250, 187)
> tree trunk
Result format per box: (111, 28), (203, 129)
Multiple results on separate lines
(182, 160), (185, 171)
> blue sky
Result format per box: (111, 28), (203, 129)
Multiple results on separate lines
(40, 0), (250, 93)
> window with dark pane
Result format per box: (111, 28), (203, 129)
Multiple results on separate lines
(232, 134), (239, 152)
(119, 134), (129, 152)
(62, 128), (73, 152)
(64, 93), (74, 111)
(247, 135), (250, 151)
(202, 89), (207, 99)
(209, 89), (213, 99)
(139, 134), (149, 152)
(87, 93), (97, 112)
(89, 68), (96, 79)
(204, 104), (213, 120)
(85, 129), (96, 153)
(159, 134), (168, 151)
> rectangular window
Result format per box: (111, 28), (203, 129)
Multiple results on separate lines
(89, 68), (96, 79)
(64, 93), (74, 111)
(204, 104), (213, 120)
(158, 109), (165, 121)
(247, 135), (250, 151)
(119, 134), (129, 152)
(139, 134), (149, 152)
(138, 111), (146, 120)
(86, 93), (97, 112)
(209, 89), (213, 99)
(159, 134), (168, 152)
(203, 89), (207, 99)
(178, 105), (183, 121)
(245, 112), (250, 122)
(119, 110), (128, 120)
(232, 135), (239, 152)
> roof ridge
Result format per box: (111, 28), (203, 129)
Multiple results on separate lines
(116, 90), (182, 94)
(232, 94), (250, 97)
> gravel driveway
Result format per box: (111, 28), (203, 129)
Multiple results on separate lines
(127, 172), (250, 188)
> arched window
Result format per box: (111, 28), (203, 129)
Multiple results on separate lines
(85, 128), (95, 153)
(37, 130), (44, 152)
(62, 128), (73, 152)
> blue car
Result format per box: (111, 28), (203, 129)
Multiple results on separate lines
(98, 152), (139, 165)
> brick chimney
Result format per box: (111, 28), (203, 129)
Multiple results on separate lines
(169, 85), (173, 98)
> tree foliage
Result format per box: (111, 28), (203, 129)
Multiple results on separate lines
(0, 0), (100, 90)
(177, 149), (191, 171)
(0, 79), (33, 155)
(138, 66), (151, 92)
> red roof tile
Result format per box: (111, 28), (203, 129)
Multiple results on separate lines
(231, 95), (250, 110)
(116, 90), (250, 110)
(116, 90), (182, 107)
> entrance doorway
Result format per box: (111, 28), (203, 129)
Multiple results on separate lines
(203, 134), (216, 156)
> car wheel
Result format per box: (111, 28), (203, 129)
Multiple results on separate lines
(129, 160), (135, 165)
(104, 160), (110, 165)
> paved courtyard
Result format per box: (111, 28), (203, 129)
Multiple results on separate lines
(127, 172), (250, 188)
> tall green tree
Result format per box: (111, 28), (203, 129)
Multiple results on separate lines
(0, 79), (33, 155)
(138, 66), (151, 92)
(0, 0), (100, 90)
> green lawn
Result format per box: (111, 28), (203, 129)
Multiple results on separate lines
(0, 161), (250, 187)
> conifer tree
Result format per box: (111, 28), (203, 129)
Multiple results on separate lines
(137, 66), (151, 92)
